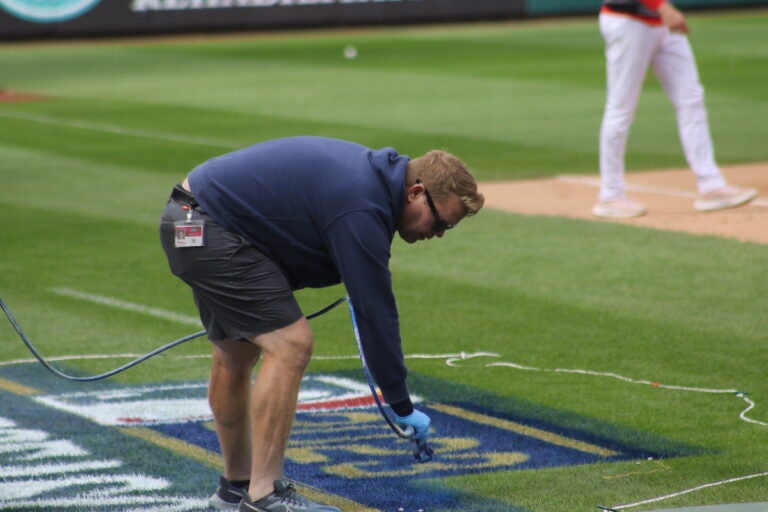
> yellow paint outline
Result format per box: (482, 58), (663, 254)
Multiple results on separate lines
(120, 426), (379, 512)
(0, 376), (41, 396)
(603, 459), (672, 480)
(431, 403), (621, 457)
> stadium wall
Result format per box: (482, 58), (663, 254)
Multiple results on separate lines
(527, 0), (767, 14)
(0, 0), (764, 40)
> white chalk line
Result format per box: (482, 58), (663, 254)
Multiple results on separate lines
(48, 287), (202, 327)
(607, 471), (768, 511)
(0, 353), (213, 368)
(558, 174), (768, 207)
(0, 109), (240, 150)
(19, 287), (768, 428)
(3, 288), (498, 368)
(0, 351), (499, 368)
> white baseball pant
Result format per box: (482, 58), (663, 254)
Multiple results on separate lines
(598, 12), (726, 201)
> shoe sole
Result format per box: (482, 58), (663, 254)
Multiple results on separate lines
(592, 205), (647, 218)
(209, 493), (242, 510)
(694, 189), (758, 212)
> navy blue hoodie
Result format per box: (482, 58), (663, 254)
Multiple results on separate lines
(188, 136), (410, 403)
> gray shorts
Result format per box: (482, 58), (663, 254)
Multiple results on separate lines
(159, 197), (303, 342)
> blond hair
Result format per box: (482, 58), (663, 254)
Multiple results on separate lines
(406, 150), (485, 216)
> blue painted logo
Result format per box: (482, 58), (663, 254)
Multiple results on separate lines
(22, 373), (655, 510)
(0, 367), (702, 512)
(0, 0), (102, 23)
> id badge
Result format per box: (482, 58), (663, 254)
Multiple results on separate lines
(174, 219), (205, 248)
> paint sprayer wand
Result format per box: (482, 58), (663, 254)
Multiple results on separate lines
(347, 297), (434, 463)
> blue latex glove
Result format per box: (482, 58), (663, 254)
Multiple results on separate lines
(393, 408), (431, 443)
(393, 409), (433, 463)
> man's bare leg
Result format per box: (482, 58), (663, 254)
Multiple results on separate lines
(209, 339), (262, 481)
(246, 317), (313, 501)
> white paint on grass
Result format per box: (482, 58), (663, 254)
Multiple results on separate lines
(608, 471), (768, 511)
(35, 395), (212, 426)
(0, 353), (181, 367)
(0, 351), (500, 369)
(0, 437), (88, 460)
(0, 109), (239, 149)
(0, 459), (123, 478)
(48, 287), (201, 327)
(0, 417), (206, 511)
(31, 382), (210, 425)
(26, 375), (418, 426)
(3, 474), (168, 500)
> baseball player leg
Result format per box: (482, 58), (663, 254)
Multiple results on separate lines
(598, 14), (660, 202)
(652, 32), (726, 194)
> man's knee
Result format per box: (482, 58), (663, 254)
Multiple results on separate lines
(212, 340), (262, 374)
(278, 332), (314, 374)
(255, 318), (314, 373)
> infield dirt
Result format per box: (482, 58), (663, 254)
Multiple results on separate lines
(481, 163), (768, 245)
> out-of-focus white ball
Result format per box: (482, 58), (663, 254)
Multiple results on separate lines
(343, 45), (358, 59)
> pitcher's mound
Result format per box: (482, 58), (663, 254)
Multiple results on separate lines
(480, 163), (768, 244)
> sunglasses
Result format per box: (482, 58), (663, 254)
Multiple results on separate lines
(416, 179), (455, 232)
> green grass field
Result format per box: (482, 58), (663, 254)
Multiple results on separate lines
(1, 9), (767, 512)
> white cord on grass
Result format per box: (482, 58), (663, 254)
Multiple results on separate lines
(480, 360), (767, 428)
(471, 358), (768, 510)
(606, 471), (768, 511)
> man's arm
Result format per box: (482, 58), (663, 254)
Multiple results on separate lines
(323, 210), (410, 405)
(323, 210), (434, 447)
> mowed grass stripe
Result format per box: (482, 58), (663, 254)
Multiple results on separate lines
(1, 12), (765, 179)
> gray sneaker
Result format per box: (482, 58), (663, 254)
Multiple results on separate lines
(238, 479), (340, 512)
(209, 476), (249, 510)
